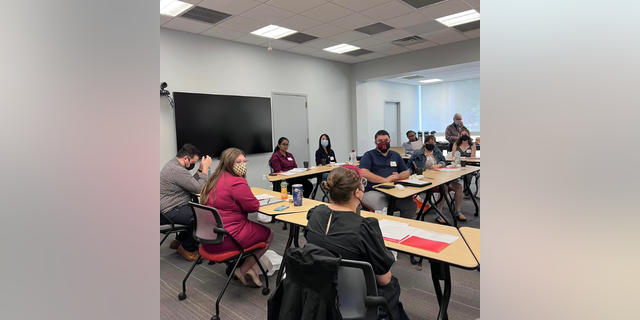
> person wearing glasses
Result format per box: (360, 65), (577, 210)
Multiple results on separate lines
(270, 137), (313, 198)
(305, 166), (410, 320)
(359, 130), (417, 219)
(199, 148), (274, 288)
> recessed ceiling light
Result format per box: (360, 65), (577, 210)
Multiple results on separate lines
(419, 79), (443, 83)
(160, 0), (193, 17)
(436, 10), (480, 27)
(324, 43), (360, 54)
(398, 74), (418, 79)
(251, 25), (298, 39)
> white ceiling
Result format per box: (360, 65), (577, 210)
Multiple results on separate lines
(380, 61), (480, 85)
(160, 0), (480, 64)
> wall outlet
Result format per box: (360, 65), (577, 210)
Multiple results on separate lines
(262, 174), (266, 181)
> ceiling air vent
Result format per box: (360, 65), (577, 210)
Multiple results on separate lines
(180, 6), (232, 25)
(392, 36), (426, 47)
(399, 75), (425, 80)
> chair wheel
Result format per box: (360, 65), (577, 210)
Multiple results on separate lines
(196, 259), (203, 265)
(178, 292), (186, 300)
(211, 315), (220, 320)
(262, 288), (270, 295)
(208, 260), (215, 265)
(474, 212), (478, 216)
(282, 224), (287, 230)
(410, 256), (418, 265)
(415, 265), (422, 271)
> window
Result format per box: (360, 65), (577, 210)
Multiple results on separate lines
(420, 78), (480, 133)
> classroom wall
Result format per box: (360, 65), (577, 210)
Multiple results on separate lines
(160, 28), (352, 189)
(355, 81), (419, 153)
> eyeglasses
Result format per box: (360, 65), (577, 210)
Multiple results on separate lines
(361, 177), (367, 188)
(281, 143), (289, 146)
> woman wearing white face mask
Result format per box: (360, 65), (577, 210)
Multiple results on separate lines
(315, 134), (337, 181)
(200, 148), (274, 288)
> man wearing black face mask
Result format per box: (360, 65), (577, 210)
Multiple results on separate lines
(160, 143), (212, 261)
(359, 130), (416, 219)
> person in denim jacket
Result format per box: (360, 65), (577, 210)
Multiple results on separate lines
(407, 135), (467, 224)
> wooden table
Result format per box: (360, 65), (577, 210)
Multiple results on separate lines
(372, 166), (481, 228)
(250, 187), (324, 216)
(459, 227), (480, 265)
(276, 211), (477, 320)
(267, 163), (358, 199)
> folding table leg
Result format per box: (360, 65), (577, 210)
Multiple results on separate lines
(430, 261), (451, 320)
(439, 185), (457, 228)
(275, 225), (296, 286)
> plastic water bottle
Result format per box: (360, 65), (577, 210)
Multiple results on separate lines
(349, 150), (357, 165)
(454, 151), (461, 166)
(280, 181), (288, 200)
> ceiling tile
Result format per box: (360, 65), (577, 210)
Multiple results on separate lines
(182, 0), (205, 4)
(453, 20), (479, 32)
(162, 18), (213, 34)
(307, 50), (340, 59)
(350, 36), (385, 48)
(403, 20), (447, 34)
(304, 23), (347, 38)
(198, 0), (261, 15)
(240, 4), (295, 24)
(329, 13), (376, 30)
(368, 42), (402, 53)
(419, 0), (473, 19)
(372, 29), (414, 42)
(405, 41), (439, 50)
(331, 0), (391, 12)
(217, 16), (268, 33)
(419, 28), (460, 40)
(201, 26), (245, 39)
(432, 34), (468, 45)
(332, 55), (364, 64)
(463, 0), (480, 10)
(233, 34), (270, 45)
(161, 15), (173, 26)
(401, 0), (448, 9)
(361, 1), (413, 21)
(261, 39), (299, 50)
(266, 0), (328, 14)
(358, 52), (387, 60)
(285, 45), (319, 54)
(276, 14), (323, 31)
(304, 38), (340, 49)
(300, 2), (354, 22)
(328, 31), (369, 43)
(463, 29), (480, 38)
(383, 46), (411, 55)
(383, 12), (432, 29)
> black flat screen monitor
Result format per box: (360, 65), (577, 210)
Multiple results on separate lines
(174, 92), (272, 158)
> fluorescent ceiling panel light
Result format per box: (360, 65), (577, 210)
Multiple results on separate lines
(398, 74), (418, 78)
(160, 0), (193, 17)
(419, 79), (443, 83)
(323, 43), (360, 54)
(436, 10), (480, 27)
(251, 25), (298, 39)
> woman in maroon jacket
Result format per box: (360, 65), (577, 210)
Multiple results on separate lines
(200, 148), (273, 288)
(269, 137), (313, 198)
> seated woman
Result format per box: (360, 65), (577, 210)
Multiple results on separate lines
(315, 133), (337, 181)
(305, 166), (410, 320)
(200, 148), (274, 288)
(270, 137), (313, 198)
(407, 135), (466, 223)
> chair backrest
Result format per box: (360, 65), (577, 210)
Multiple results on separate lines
(337, 260), (380, 320)
(188, 202), (225, 244)
(268, 159), (274, 173)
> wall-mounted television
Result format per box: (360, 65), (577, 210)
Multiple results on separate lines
(174, 92), (272, 158)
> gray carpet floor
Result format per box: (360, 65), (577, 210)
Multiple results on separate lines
(160, 182), (480, 320)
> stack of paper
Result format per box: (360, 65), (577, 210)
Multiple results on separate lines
(255, 194), (275, 201)
(378, 220), (417, 243)
(378, 219), (459, 252)
(395, 179), (432, 186)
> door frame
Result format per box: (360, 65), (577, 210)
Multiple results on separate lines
(271, 92), (310, 161)
(383, 100), (402, 146)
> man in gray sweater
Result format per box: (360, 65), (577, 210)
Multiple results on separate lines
(160, 143), (212, 261)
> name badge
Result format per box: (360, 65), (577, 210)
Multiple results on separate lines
(330, 156), (334, 161)
(287, 157), (293, 161)
(390, 161), (397, 167)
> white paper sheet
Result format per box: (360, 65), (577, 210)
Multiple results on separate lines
(255, 194), (275, 201)
(396, 179), (432, 186)
(378, 219), (417, 242)
(437, 168), (462, 172)
(409, 229), (459, 244)
(288, 168), (307, 173)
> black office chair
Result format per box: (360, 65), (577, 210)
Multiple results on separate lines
(160, 212), (190, 246)
(179, 202), (270, 320)
(338, 260), (394, 320)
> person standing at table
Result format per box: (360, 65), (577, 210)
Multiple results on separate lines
(200, 148), (273, 287)
(270, 137), (313, 198)
(408, 135), (465, 223)
(160, 143), (212, 261)
(359, 130), (417, 219)
(315, 134), (337, 181)
(402, 130), (418, 155)
(305, 166), (410, 320)
(445, 113), (464, 150)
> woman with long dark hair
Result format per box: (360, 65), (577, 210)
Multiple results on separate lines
(315, 133), (337, 182)
(270, 137), (313, 198)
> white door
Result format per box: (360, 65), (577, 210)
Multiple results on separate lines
(272, 93), (309, 167)
(384, 102), (400, 146)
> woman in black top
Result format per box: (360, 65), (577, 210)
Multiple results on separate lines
(315, 134), (337, 182)
(305, 166), (410, 320)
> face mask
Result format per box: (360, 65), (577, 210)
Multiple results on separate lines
(233, 163), (247, 176)
(185, 159), (195, 171)
(455, 120), (461, 125)
(355, 189), (364, 215)
(321, 140), (329, 147)
(460, 136), (469, 141)
(376, 142), (390, 153)
(425, 144), (435, 151)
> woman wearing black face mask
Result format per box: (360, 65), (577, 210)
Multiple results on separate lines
(305, 166), (410, 320)
(452, 127), (476, 158)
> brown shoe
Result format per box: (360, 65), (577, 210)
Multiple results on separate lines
(177, 246), (199, 261)
(169, 240), (181, 250)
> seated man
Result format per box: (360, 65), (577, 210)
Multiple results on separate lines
(160, 143), (211, 261)
(401, 130), (418, 156)
(359, 130), (417, 219)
